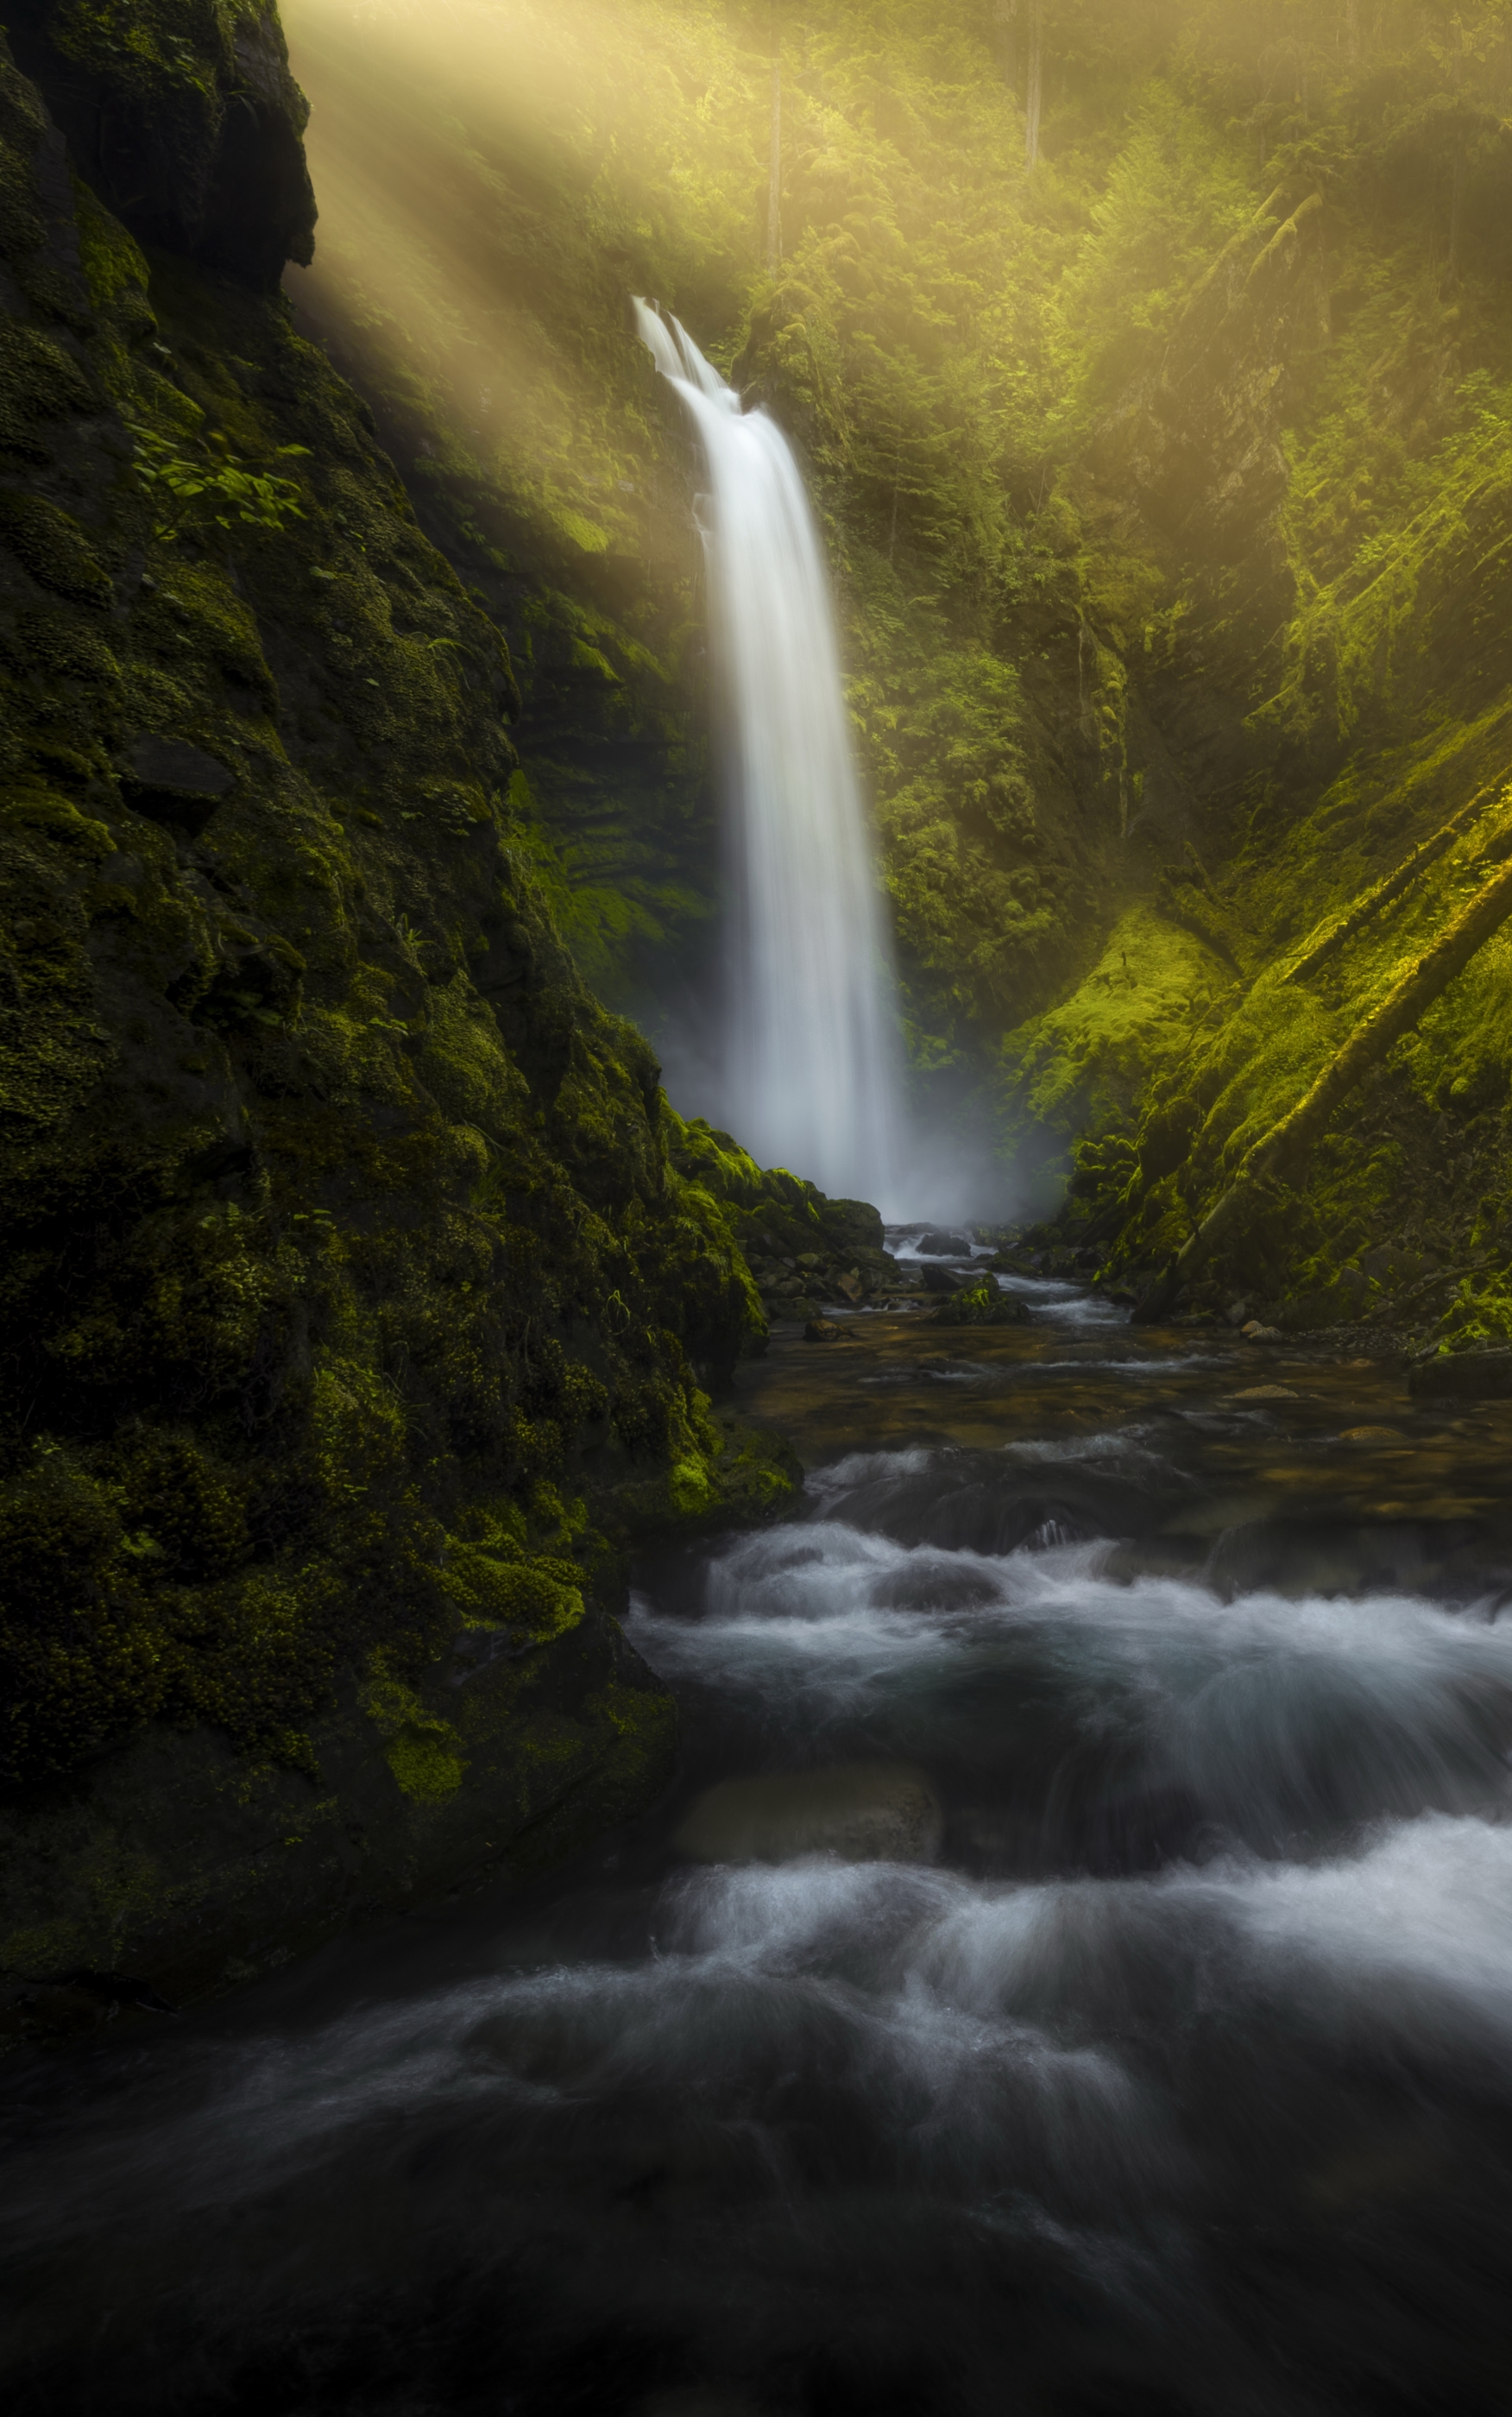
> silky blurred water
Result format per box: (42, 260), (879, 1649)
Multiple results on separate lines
(7, 1297), (1512, 2414)
(633, 300), (903, 1210)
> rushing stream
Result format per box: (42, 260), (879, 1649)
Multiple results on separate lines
(8, 1264), (1512, 2416)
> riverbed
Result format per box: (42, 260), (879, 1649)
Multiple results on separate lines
(6, 1281), (1512, 2416)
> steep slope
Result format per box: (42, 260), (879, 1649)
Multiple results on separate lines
(0, 0), (810, 2041)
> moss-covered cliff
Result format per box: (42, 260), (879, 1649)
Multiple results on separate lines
(0, 1), (848, 2042)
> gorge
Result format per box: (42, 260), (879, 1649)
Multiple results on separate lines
(6, 3), (1512, 2410)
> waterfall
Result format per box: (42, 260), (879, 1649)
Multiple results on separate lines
(633, 299), (904, 1211)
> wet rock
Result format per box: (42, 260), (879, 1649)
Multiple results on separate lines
(638, 2395), (769, 2417)
(1408, 1350), (1512, 1402)
(1241, 1321), (1285, 1342)
(931, 1279), (1030, 1326)
(916, 1229), (973, 1255)
(1338, 1425), (1407, 1443)
(803, 1316), (856, 1342)
(673, 1763), (944, 1865)
(1205, 1517), (1464, 1600)
(917, 1264), (965, 1293)
(121, 735), (236, 836)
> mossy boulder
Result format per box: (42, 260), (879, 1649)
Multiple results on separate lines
(665, 1114), (899, 1311)
(929, 1278), (1030, 1328)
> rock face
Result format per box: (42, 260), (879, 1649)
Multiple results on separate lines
(5, 0), (316, 289)
(673, 1763), (944, 1866)
(0, 13), (800, 2033)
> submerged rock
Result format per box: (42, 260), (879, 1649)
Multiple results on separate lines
(1408, 1350), (1512, 1401)
(673, 1763), (944, 1866)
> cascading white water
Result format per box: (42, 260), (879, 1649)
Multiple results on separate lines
(633, 298), (904, 1210)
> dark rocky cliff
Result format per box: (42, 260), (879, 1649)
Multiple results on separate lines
(0, 3), (816, 2044)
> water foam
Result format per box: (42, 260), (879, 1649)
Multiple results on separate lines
(631, 1519), (1512, 1846)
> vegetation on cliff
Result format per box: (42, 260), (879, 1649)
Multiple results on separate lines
(10, 0), (1512, 2014)
(0, 3), (866, 2010)
(281, 0), (1512, 1345)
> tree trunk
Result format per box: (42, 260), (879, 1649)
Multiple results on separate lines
(995, 0), (1017, 98)
(1131, 846), (1512, 1323)
(766, 40), (782, 272)
(1283, 780), (1505, 985)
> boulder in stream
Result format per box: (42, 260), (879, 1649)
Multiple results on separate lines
(917, 1263), (966, 1293)
(931, 1278), (1030, 1326)
(673, 1763), (944, 1865)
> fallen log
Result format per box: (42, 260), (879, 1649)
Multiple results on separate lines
(1132, 846), (1512, 1323)
(1282, 780), (1506, 984)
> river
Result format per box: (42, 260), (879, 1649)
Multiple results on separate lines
(6, 1253), (1512, 2416)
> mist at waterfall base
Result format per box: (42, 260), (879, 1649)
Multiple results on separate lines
(634, 302), (990, 1223)
(9, 1337), (1512, 2416)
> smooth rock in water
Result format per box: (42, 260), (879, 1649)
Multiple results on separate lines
(1229, 1384), (1299, 1401)
(917, 1263), (965, 1293)
(916, 1228), (973, 1255)
(803, 1316), (856, 1342)
(1241, 1321), (1285, 1342)
(1339, 1425), (1407, 1443)
(674, 1763), (944, 1865)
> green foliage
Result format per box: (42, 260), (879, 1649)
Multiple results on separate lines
(128, 420), (311, 543)
(282, 0), (1512, 1235)
(0, 39), (796, 1799)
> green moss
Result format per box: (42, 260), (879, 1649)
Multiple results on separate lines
(362, 1664), (468, 1800)
(72, 179), (152, 310)
(0, 44), (803, 1809)
(931, 1278), (1030, 1328)
(0, 493), (113, 607)
(438, 1543), (587, 1645)
(999, 908), (1235, 1178)
(383, 1726), (467, 1800)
